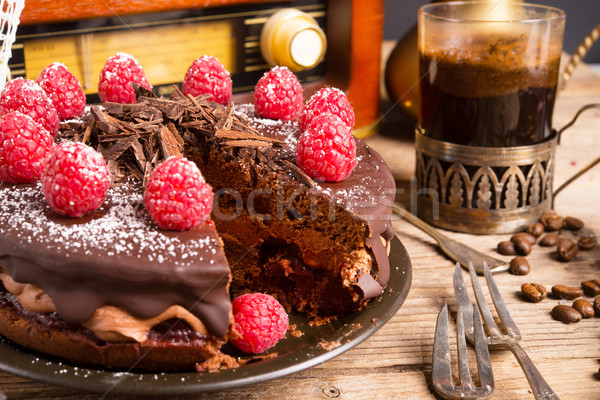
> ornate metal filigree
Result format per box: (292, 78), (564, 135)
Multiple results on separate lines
(415, 129), (557, 234)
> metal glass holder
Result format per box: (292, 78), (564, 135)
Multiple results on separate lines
(415, 128), (557, 234)
(412, 20), (600, 235)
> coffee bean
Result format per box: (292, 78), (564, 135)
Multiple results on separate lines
(557, 238), (578, 262)
(539, 233), (560, 247)
(551, 305), (582, 323)
(513, 238), (532, 256)
(551, 285), (583, 300)
(563, 216), (584, 231)
(526, 222), (545, 238)
(582, 280), (600, 297)
(578, 236), (597, 251)
(511, 232), (536, 245)
(509, 256), (530, 275)
(521, 283), (547, 302)
(594, 296), (600, 317)
(539, 211), (555, 220)
(541, 212), (564, 231)
(573, 299), (595, 318)
(497, 240), (517, 256)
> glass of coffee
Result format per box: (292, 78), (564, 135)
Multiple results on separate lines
(414, 2), (566, 234)
(418, 1), (565, 147)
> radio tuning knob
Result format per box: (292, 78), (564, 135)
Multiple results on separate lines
(260, 8), (326, 72)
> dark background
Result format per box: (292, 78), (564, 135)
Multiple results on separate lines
(384, 1), (600, 63)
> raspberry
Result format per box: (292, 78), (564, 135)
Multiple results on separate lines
(0, 78), (60, 137)
(182, 56), (232, 105)
(253, 66), (303, 121)
(98, 53), (152, 104)
(231, 293), (288, 354)
(144, 156), (213, 231)
(36, 62), (86, 120)
(0, 112), (54, 183)
(300, 87), (355, 132)
(296, 113), (357, 182)
(41, 142), (111, 217)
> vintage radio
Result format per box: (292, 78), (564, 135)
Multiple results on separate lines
(15, 0), (383, 137)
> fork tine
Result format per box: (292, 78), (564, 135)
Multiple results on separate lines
(432, 302), (453, 394)
(456, 304), (474, 388)
(453, 263), (474, 342)
(482, 262), (521, 338)
(467, 263), (502, 337)
(472, 307), (494, 390)
(432, 301), (495, 399)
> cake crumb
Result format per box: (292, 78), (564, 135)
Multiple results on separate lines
(308, 316), (332, 327)
(239, 352), (279, 366)
(195, 352), (280, 373)
(195, 353), (240, 373)
(288, 323), (304, 338)
(318, 339), (341, 351)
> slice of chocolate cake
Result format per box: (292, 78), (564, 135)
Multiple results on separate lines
(0, 181), (231, 370)
(0, 91), (395, 371)
(186, 102), (394, 316)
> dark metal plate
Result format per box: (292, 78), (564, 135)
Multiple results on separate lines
(0, 236), (411, 395)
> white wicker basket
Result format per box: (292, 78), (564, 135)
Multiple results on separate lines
(0, 0), (24, 90)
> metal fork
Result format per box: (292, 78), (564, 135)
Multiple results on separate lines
(432, 302), (494, 399)
(454, 262), (559, 399)
(392, 204), (509, 274)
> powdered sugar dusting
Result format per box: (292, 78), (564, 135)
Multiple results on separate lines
(235, 103), (299, 149)
(314, 146), (391, 218)
(234, 104), (390, 215)
(0, 181), (218, 267)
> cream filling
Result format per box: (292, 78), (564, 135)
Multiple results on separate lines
(0, 269), (209, 343)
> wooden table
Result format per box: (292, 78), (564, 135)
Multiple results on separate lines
(2, 51), (600, 400)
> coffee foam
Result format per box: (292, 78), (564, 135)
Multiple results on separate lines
(420, 33), (561, 98)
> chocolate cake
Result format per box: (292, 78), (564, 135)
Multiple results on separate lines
(0, 91), (395, 371)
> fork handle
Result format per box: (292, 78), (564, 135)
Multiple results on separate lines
(504, 342), (560, 399)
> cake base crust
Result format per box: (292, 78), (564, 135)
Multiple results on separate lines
(0, 286), (224, 371)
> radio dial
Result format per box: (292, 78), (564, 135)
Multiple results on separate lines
(260, 8), (326, 72)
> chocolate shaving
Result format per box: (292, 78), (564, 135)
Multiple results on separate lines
(280, 160), (317, 188)
(215, 129), (284, 144)
(166, 121), (184, 147)
(129, 121), (161, 132)
(123, 159), (145, 181)
(186, 93), (212, 109)
(143, 153), (159, 188)
(222, 139), (273, 148)
(102, 134), (140, 161)
(159, 125), (183, 158)
(107, 160), (120, 179)
(82, 124), (93, 144)
(98, 131), (149, 143)
(61, 89), (290, 185)
(142, 133), (157, 161)
(90, 106), (121, 135)
(132, 82), (156, 99)
(215, 102), (234, 131)
(102, 102), (126, 115)
(139, 96), (184, 120)
(130, 139), (147, 169)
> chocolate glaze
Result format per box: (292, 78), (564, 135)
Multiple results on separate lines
(0, 103), (395, 341)
(319, 143), (395, 289)
(0, 181), (232, 337)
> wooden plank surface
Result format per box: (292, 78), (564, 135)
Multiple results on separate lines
(2, 47), (600, 399)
